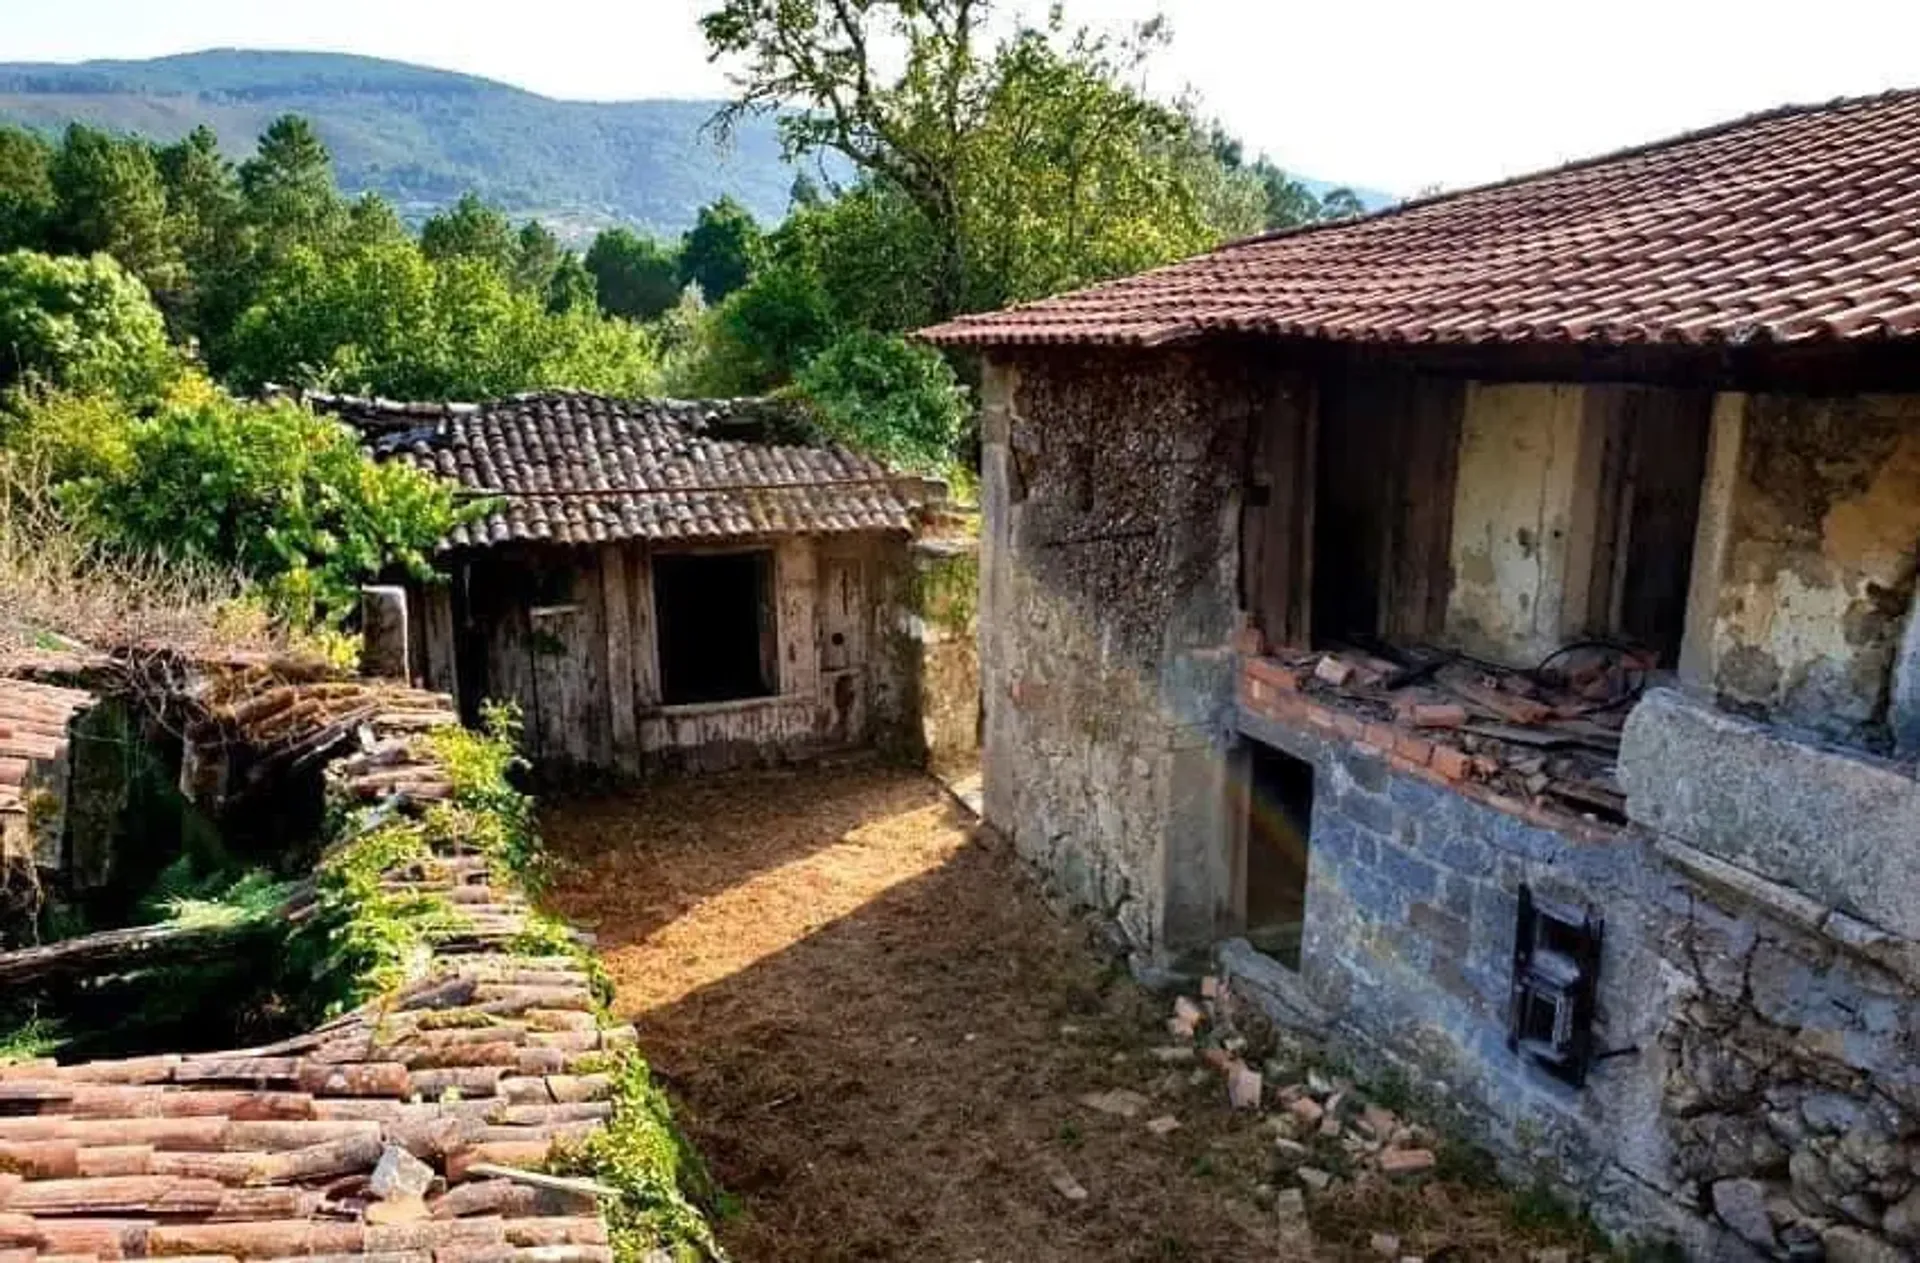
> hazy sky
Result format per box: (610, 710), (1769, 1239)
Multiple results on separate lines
(4, 0), (1917, 195)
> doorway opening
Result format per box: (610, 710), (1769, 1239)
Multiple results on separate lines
(1245, 740), (1314, 969)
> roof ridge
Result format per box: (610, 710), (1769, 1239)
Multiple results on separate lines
(1222, 85), (1920, 253)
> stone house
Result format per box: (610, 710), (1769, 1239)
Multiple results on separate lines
(316, 392), (978, 777)
(923, 92), (1920, 1258)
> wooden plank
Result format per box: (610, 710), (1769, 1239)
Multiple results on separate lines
(577, 553), (611, 769)
(477, 555), (541, 761)
(599, 546), (638, 775)
(775, 538), (818, 701)
(1388, 375), (1464, 641)
(627, 549), (659, 711)
(421, 585), (459, 700)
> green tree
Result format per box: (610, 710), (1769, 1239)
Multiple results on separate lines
(239, 116), (342, 256)
(510, 220), (564, 297)
(544, 253), (597, 314)
(767, 184), (941, 333)
(677, 197), (760, 302)
(343, 193), (408, 248)
(0, 127), (55, 252)
(421, 192), (517, 273)
(795, 331), (967, 473)
(1318, 187), (1367, 220)
(700, 265), (839, 394)
(48, 125), (183, 294)
(157, 126), (250, 338)
(225, 237), (654, 400)
(702, 0), (982, 317)
(0, 250), (177, 403)
(701, 2), (1262, 319)
(961, 22), (1263, 309)
(583, 227), (680, 321)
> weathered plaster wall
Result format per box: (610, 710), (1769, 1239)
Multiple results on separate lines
(980, 349), (1253, 959)
(1689, 391), (1920, 747)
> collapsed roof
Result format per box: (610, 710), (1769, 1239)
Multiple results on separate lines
(920, 90), (1920, 350)
(304, 391), (937, 548)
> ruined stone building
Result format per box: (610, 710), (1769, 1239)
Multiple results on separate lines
(922, 91), (1920, 1258)
(309, 392), (978, 777)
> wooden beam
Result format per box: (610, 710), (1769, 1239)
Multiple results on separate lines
(421, 584), (459, 700)
(600, 546), (638, 775)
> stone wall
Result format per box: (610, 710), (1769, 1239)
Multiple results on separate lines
(1624, 689), (1920, 1259)
(1685, 391), (1920, 750)
(980, 348), (1255, 958)
(1232, 693), (1729, 1253)
(1226, 678), (1920, 1258)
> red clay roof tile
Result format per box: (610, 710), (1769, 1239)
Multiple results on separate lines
(921, 90), (1920, 350)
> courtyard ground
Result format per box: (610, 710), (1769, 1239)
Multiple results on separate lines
(540, 762), (1606, 1263)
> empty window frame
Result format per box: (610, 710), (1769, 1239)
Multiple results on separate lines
(653, 550), (778, 706)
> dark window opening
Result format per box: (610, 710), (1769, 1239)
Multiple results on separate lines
(1507, 884), (1604, 1087)
(654, 551), (777, 705)
(1246, 741), (1314, 970)
(1308, 369), (1463, 650)
(1580, 388), (1712, 666)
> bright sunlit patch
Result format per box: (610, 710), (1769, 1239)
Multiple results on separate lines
(599, 801), (969, 1012)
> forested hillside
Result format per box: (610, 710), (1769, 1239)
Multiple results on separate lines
(0, 50), (822, 237)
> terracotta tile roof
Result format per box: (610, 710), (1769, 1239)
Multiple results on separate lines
(921, 90), (1920, 350)
(0, 687), (627, 1263)
(306, 391), (933, 548)
(0, 679), (93, 851)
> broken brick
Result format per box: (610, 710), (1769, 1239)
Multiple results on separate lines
(1226, 1064), (1263, 1111)
(1314, 656), (1355, 687)
(1409, 703), (1467, 729)
(1429, 745), (1473, 782)
(1378, 1148), (1437, 1177)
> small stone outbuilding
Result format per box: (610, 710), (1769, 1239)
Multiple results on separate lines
(924, 91), (1920, 1258)
(319, 392), (978, 777)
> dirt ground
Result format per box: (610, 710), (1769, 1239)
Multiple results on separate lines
(541, 763), (1603, 1263)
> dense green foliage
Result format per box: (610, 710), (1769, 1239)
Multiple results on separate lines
(1, 7), (1382, 538)
(796, 332), (967, 474)
(1, 373), (467, 628)
(0, 250), (177, 400)
(0, 50), (826, 234)
(550, 1053), (731, 1263)
(0, 115), (664, 400)
(34, 379), (464, 622)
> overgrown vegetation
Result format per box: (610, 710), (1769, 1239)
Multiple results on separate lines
(549, 1054), (732, 1263)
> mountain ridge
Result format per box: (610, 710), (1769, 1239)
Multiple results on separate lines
(0, 49), (1393, 239)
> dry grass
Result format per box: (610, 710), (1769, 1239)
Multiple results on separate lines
(542, 764), (1608, 1263)
(0, 460), (279, 663)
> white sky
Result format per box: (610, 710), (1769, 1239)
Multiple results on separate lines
(3, 0), (1917, 196)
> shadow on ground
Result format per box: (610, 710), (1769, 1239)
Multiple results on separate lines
(541, 764), (1607, 1263)
(541, 764), (1282, 1263)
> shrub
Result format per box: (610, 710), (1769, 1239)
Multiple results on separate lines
(58, 382), (467, 625)
(793, 330), (968, 474)
(0, 250), (177, 404)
